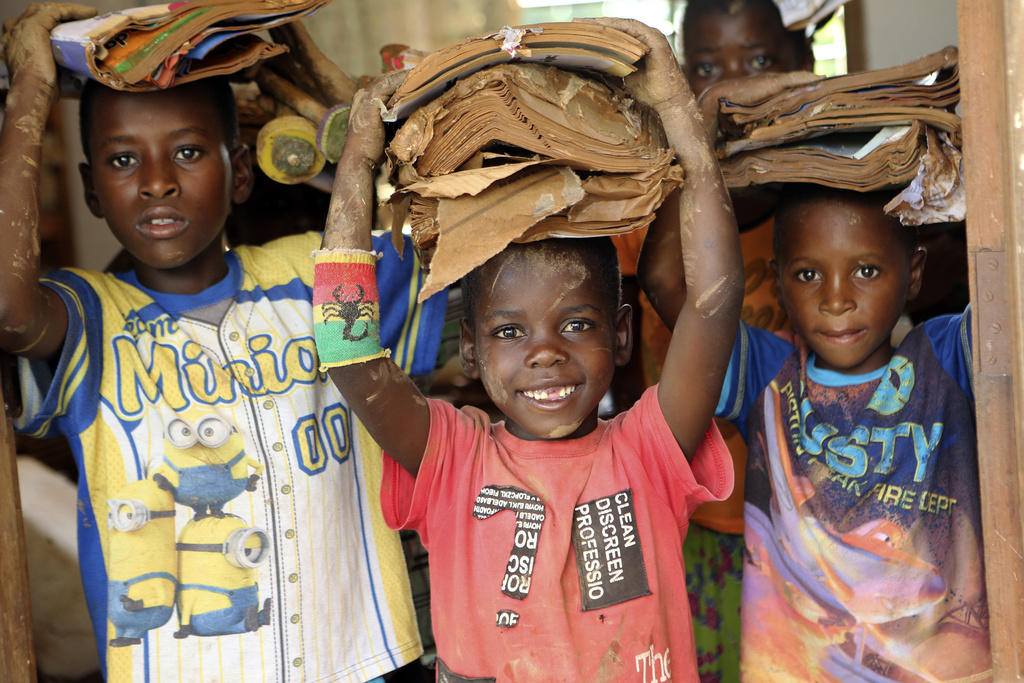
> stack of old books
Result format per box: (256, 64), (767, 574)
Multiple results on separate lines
(383, 23), (684, 302)
(50, 0), (333, 91)
(704, 46), (963, 224)
(50, 3), (361, 186)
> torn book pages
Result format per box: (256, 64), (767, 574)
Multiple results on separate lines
(50, 0), (331, 91)
(706, 46), (962, 212)
(383, 21), (648, 120)
(386, 62), (683, 302)
(884, 128), (965, 225)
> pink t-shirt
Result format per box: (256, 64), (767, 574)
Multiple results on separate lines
(382, 386), (732, 681)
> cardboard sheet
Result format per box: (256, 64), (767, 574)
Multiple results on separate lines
(420, 167), (585, 300)
(384, 22), (647, 120)
(388, 63), (667, 177)
(385, 61), (684, 301)
(705, 47), (964, 223)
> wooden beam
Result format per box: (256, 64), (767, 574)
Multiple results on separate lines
(842, 0), (867, 73)
(0, 366), (36, 681)
(959, 0), (1024, 676)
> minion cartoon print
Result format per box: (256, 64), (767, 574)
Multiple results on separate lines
(106, 406), (274, 647)
(106, 479), (177, 647)
(174, 514), (272, 638)
(152, 413), (264, 518)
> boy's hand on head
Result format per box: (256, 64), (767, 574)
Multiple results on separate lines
(582, 23), (741, 457)
(574, 17), (691, 112)
(324, 69), (405, 250)
(345, 69), (407, 167)
(2, 3), (96, 90)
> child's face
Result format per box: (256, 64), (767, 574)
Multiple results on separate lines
(460, 243), (631, 441)
(683, 7), (809, 96)
(773, 199), (925, 376)
(80, 84), (251, 287)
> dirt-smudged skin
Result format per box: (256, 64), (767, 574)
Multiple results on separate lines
(359, 355), (428, 417)
(461, 239), (623, 442)
(0, 3), (98, 359)
(315, 16), (741, 681)
(695, 274), (734, 319)
(322, 70), (406, 252)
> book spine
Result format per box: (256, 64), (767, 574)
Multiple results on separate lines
(50, 38), (94, 78)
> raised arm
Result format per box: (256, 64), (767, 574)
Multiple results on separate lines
(582, 18), (743, 457)
(318, 71), (430, 475)
(0, 3), (95, 359)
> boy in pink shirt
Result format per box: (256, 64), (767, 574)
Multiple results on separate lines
(313, 18), (743, 680)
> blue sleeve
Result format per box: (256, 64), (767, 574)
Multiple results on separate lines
(922, 307), (973, 399)
(14, 270), (103, 439)
(372, 232), (447, 376)
(715, 321), (795, 441)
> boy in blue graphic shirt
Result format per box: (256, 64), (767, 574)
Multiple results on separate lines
(0, 4), (444, 681)
(641, 182), (991, 681)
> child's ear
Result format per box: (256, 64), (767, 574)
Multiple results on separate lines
(78, 162), (104, 218)
(459, 318), (480, 379)
(907, 246), (928, 300)
(614, 303), (633, 367)
(230, 145), (255, 205)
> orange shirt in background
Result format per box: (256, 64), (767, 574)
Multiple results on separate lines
(618, 217), (788, 535)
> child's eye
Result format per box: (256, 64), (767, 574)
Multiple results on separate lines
(794, 269), (819, 283)
(175, 146), (203, 162)
(562, 319), (594, 333)
(749, 54), (775, 71)
(493, 326), (523, 340)
(693, 62), (717, 78)
(855, 265), (880, 279)
(109, 153), (137, 169)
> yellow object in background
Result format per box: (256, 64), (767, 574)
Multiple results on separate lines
(256, 115), (326, 185)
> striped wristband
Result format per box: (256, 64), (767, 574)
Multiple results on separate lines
(312, 248), (389, 370)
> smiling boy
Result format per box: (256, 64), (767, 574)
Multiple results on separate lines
(313, 17), (743, 680)
(0, 4), (445, 680)
(643, 182), (992, 681)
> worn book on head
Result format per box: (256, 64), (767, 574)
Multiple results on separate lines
(50, 0), (332, 91)
(704, 47), (963, 223)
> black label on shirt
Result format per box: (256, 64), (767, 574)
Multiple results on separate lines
(495, 609), (520, 628)
(473, 484), (546, 600)
(571, 488), (650, 610)
(437, 657), (496, 682)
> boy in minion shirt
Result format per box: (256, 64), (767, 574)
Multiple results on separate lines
(0, 3), (446, 681)
(642, 182), (991, 681)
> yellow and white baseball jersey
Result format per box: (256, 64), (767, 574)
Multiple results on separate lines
(16, 232), (446, 683)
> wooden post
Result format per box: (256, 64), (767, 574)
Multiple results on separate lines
(0, 358), (36, 681)
(959, 0), (1024, 676)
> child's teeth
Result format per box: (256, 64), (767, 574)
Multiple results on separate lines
(152, 218), (173, 225)
(526, 386), (573, 400)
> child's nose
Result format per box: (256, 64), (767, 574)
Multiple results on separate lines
(525, 334), (568, 368)
(721, 56), (747, 82)
(139, 161), (180, 199)
(819, 277), (855, 315)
